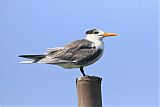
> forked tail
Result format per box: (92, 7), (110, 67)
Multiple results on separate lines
(19, 55), (46, 63)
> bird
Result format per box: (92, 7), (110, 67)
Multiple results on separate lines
(19, 29), (118, 76)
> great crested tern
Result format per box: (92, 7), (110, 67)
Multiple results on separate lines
(19, 29), (118, 76)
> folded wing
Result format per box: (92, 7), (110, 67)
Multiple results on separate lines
(41, 39), (102, 65)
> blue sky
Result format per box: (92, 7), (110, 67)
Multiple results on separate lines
(0, 0), (159, 107)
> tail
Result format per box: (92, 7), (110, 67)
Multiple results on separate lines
(19, 55), (46, 64)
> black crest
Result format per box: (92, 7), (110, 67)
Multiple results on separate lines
(85, 29), (96, 34)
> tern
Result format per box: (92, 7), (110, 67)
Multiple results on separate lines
(19, 29), (118, 76)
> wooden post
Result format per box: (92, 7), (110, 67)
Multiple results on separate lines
(76, 76), (102, 107)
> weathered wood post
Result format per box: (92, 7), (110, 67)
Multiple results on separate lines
(76, 76), (102, 107)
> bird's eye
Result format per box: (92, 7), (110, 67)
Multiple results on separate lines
(94, 31), (99, 34)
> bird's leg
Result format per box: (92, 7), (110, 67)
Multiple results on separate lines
(80, 66), (86, 76)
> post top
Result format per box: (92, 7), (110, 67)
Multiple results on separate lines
(76, 75), (102, 83)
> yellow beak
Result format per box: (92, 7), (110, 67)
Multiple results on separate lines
(101, 32), (118, 37)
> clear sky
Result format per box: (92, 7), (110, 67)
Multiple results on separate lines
(0, 0), (159, 107)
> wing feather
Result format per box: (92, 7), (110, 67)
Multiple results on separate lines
(43, 39), (102, 65)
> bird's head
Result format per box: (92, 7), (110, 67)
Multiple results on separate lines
(85, 29), (118, 41)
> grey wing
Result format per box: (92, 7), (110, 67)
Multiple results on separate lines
(72, 48), (102, 65)
(45, 47), (64, 54)
(44, 39), (102, 65)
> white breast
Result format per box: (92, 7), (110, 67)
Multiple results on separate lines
(93, 40), (104, 50)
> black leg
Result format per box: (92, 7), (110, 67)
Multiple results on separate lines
(80, 66), (86, 76)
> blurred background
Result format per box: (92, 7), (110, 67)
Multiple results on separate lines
(0, 0), (158, 107)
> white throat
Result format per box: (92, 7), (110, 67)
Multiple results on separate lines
(85, 34), (104, 50)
